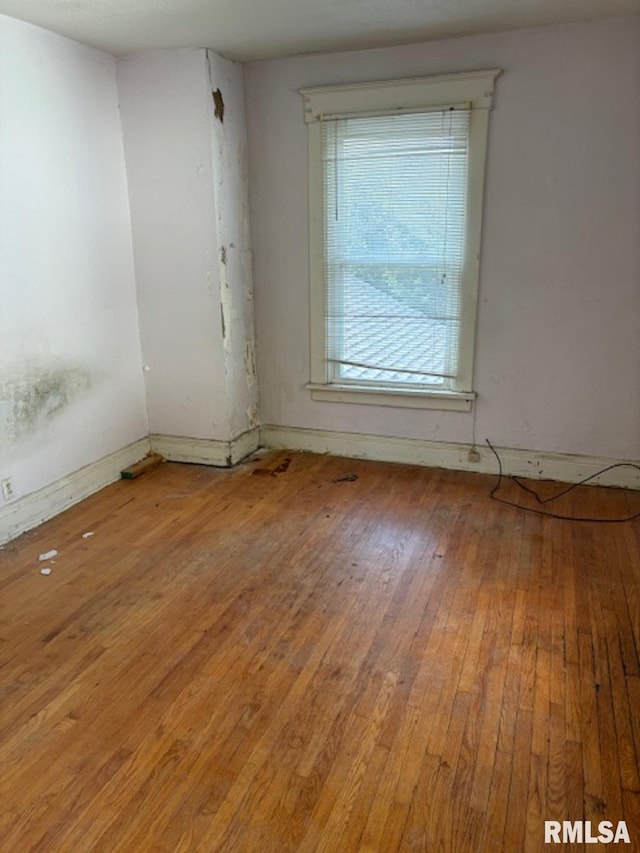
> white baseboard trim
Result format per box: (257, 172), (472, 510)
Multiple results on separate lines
(2, 424), (635, 546)
(260, 425), (640, 490)
(0, 437), (151, 546)
(149, 428), (260, 467)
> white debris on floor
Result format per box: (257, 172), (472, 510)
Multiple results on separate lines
(38, 549), (58, 561)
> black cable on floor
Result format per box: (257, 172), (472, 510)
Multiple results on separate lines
(486, 438), (640, 523)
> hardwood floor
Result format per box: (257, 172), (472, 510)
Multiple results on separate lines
(1, 450), (639, 852)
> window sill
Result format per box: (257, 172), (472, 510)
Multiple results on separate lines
(306, 383), (475, 411)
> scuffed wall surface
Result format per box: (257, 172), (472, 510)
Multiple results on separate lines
(0, 15), (148, 505)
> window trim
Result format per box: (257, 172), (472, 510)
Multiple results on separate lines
(301, 69), (501, 408)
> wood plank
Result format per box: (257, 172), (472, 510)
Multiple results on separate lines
(0, 450), (638, 851)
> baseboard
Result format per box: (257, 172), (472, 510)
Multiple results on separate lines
(0, 437), (151, 546)
(149, 428), (260, 467)
(2, 423), (635, 546)
(260, 425), (640, 490)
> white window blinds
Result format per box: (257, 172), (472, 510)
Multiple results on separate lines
(322, 109), (470, 389)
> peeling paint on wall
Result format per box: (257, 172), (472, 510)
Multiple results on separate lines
(219, 246), (233, 354)
(212, 88), (224, 123)
(245, 339), (257, 387)
(220, 303), (227, 341)
(0, 363), (92, 441)
(247, 404), (259, 429)
(201, 49), (260, 440)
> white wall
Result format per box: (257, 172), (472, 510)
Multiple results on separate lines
(118, 49), (224, 440)
(0, 15), (148, 505)
(245, 17), (640, 460)
(118, 49), (258, 443)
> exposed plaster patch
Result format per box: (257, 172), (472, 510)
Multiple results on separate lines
(212, 88), (224, 123)
(247, 405), (259, 429)
(245, 339), (257, 387)
(219, 250), (233, 353)
(220, 303), (226, 341)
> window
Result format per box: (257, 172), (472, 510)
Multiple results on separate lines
(302, 70), (500, 410)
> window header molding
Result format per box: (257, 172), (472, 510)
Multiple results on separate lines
(300, 69), (502, 124)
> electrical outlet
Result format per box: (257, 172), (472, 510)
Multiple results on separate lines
(1, 477), (15, 503)
(467, 448), (481, 463)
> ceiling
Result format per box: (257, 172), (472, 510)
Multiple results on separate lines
(0, 0), (638, 62)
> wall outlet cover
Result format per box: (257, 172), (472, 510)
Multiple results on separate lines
(1, 478), (15, 502)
